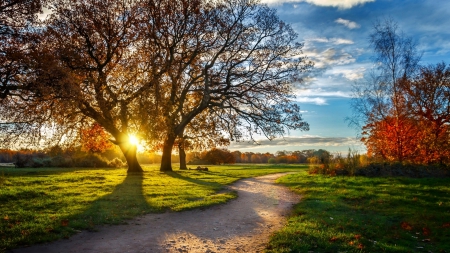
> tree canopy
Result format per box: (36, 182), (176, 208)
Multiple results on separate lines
(0, 0), (312, 172)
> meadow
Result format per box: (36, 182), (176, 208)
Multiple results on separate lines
(1, 164), (450, 252)
(0, 164), (303, 251)
(268, 170), (450, 252)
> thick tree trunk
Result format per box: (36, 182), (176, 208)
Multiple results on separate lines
(179, 143), (187, 170)
(160, 136), (176, 172)
(119, 143), (143, 173)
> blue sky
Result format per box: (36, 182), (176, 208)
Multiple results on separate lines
(229, 0), (450, 154)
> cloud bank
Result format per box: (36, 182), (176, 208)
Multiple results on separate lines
(229, 136), (363, 150)
(261, 0), (375, 9)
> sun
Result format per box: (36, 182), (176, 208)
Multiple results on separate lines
(129, 134), (139, 146)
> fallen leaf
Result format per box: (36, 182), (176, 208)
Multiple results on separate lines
(354, 234), (361, 240)
(357, 243), (364, 249)
(401, 221), (413, 231)
(422, 227), (431, 236)
(329, 237), (338, 242)
(443, 223), (450, 228)
(61, 219), (69, 227)
(3, 216), (9, 221)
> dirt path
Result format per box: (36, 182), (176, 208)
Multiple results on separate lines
(11, 173), (300, 253)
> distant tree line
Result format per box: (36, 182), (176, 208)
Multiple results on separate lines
(0, 146), (335, 167)
(0, 146), (125, 168)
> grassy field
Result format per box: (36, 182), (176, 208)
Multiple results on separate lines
(0, 164), (304, 251)
(268, 170), (450, 252)
(3, 164), (450, 252)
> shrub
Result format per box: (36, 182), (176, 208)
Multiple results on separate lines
(13, 152), (34, 168)
(268, 158), (277, 164)
(77, 154), (109, 167)
(108, 157), (125, 168)
(187, 157), (209, 165)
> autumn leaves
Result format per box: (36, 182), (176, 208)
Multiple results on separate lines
(351, 19), (450, 165)
(0, 0), (312, 172)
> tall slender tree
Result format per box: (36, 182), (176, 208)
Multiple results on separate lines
(349, 19), (421, 162)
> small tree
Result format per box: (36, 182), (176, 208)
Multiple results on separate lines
(203, 148), (235, 165)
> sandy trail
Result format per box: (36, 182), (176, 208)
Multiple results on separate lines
(11, 173), (300, 253)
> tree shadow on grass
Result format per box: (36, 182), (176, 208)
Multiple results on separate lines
(59, 173), (159, 234)
(164, 171), (225, 191)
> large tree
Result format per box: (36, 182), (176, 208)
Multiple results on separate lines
(144, 0), (312, 171)
(1, 0), (311, 172)
(0, 0), (170, 172)
(177, 110), (231, 170)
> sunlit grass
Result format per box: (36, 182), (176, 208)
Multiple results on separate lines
(0, 164), (305, 251)
(268, 171), (450, 252)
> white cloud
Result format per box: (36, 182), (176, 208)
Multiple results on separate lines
(328, 66), (367, 80)
(305, 48), (356, 68)
(295, 88), (352, 98)
(332, 38), (354, 45)
(335, 18), (361, 29)
(343, 71), (364, 80)
(261, 0), (374, 9)
(308, 37), (354, 45)
(309, 37), (330, 43)
(295, 97), (328, 105)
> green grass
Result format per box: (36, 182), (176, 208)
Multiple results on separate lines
(0, 164), (305, 251)
(268, 171), (450, 252)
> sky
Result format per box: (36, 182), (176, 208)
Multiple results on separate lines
(229, 0), (450, 154)
(37, 1), (450, 155)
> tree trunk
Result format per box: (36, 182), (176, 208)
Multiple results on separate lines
(119, 143), (143, 173)
(160, 136), (176, 172)
(179, 142), (187, 170)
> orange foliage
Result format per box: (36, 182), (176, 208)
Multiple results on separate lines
(80, 123), (113, 153)
(363, 115), (450, 164)
(362, 116), (421, 162)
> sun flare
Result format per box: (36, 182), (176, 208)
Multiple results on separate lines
(129, 135), (139, 146)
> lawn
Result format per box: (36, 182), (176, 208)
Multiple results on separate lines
(3, 164), (450, 252)
(0, 164), (305, 251)
(268, 170), (450, 252)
